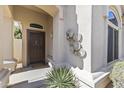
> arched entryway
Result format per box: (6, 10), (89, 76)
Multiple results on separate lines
(11, 5), (59, 67)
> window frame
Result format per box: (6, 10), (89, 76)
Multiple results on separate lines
(107, 8), (120, 63)
(108, 10), (118, 26)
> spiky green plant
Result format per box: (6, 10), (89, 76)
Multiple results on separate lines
(46, 67), (78, 88)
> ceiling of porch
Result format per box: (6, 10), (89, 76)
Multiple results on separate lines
(11, 5), (59, 17)
(22, 5), (59, 17)
(13, 5), (50, 16)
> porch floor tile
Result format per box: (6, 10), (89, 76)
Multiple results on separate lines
(8, 63), (51, 87)
(8, 79), (48, 88)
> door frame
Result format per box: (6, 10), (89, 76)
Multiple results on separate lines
(27, 29), (45, 65)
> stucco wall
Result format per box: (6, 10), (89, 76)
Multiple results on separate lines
(46, 17), (53, 58)
(0, 6), (3, 64)
(2, 16), (13, 60)
(91, 5), (123, 72)
(76, 5), (92, 72)
(122, 25), (124, 59)
(0, 6), (13, 63)
(13, 39), (22, 62)
(52, 5), (65, 66)
(63, 5), (93, 72)
(63, 6), (81, 68)
(63, 5), (98, 87)
(13, 6), (53, 66)
(91, 5), (107, 72)
(121, 19), (124, 59)
(35, 5), (59, 17)
(115, 6), (123, 59)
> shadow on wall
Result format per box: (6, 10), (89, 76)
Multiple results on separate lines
(66, 29), (87, 69)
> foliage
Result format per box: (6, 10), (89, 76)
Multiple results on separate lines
(109, 61), (124, 88)
(14, 27), (22, 39)
(46, 67), (78, 88)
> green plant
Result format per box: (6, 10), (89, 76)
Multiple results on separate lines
(109, 61), (124, 88)
(14, 27), (22, 39)
(46, 67), (78, 88)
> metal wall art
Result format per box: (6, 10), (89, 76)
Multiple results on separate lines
(66, 30), (86, 58)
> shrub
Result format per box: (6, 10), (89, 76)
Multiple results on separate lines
(46, 67), (78, 88)
(109, 61), (124, 88)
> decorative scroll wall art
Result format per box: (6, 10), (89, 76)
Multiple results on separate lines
(66, 30), (86, 58)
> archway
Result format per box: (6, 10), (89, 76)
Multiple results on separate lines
(11, 5), (59, 67)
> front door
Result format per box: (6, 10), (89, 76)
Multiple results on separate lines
(27, 30), (45, 64)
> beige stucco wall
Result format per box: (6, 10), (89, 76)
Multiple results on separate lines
(46, 17), (53, 58)
(13, 39), (22, 62)
(2, 17), (13, 60)
(0, 6), (13, 64)
(35, 5), (59, 17)
(13, 6), (53, 66)
(0, 6), (4, 64)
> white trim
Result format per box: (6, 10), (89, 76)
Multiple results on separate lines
(108, 21), (119, 30)
(107, 7), (120, 64)
(27, 27), (45, 31)
(107, 7), (121, 30)
(108, 8), (120, 28)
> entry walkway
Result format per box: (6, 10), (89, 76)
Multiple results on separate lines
(8, 64), (51, 88)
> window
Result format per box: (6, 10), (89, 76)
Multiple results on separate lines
(107, 26), (118, 62)
(107, 9), (119, 63)
(108, 11), (118, 26)
(30, 23), (44, 29)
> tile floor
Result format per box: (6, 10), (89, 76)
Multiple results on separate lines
(8, 63), (51, 88)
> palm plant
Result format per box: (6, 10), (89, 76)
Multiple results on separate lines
(46, 67), (78, 88)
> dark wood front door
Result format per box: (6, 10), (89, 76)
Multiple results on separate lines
(27, 30), (45, 65)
